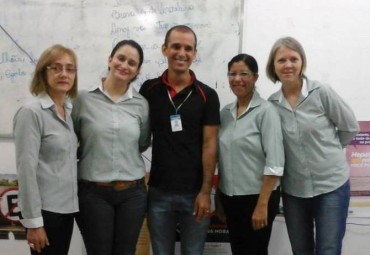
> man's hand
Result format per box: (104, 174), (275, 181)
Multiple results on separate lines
(193, 191), (211, 221)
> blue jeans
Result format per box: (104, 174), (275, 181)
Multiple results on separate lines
(147, 187), (210, 255)
(282, 180), (350, 255)
(76, 180), (147, 255)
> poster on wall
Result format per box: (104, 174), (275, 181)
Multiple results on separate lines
(203, 175), (231, 254)
(203, 215), (231, 255)
(174, 214), (231, 255)
(0, 174), (25, 240)
(347, 121), (370, 195)
(346, 121), (370, 217)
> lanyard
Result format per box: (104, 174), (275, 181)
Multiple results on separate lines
(167, 88), (193, 114)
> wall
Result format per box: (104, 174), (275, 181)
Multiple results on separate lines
(1, 0), (370, 254)
(242, 0), (370, 121)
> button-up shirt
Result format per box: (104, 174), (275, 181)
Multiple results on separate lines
(218, 91), (284, 196)
(268, 79), (359, 197)
(13, 94), (78, 228)
(72, 84), (150, 182)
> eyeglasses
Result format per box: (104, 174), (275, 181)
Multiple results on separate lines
(227, 72), (253, 79)
(46, 64), (77, 75)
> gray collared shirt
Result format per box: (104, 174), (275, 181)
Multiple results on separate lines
(13, 94), (78, 228)
(218, 91), (285, 196)
(269, 78), (359, 197)
(72, 84), (150, 182)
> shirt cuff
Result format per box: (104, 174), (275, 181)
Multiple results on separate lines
(338, 131), (359, 147)
(264, 166), (284, 176)
(20, 217), (44, 228)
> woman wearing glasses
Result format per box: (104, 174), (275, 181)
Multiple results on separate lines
(13, 44), (79, 255)
(72, 40), (150, 255)
(266, 37), (359, 255)
(217, 54), (284, 255)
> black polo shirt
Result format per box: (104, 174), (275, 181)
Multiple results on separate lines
(139, 70), (220, 193)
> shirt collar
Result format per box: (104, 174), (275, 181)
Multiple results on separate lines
(228, 90), (262, 118)
(89, 79), (134, 101)
(161, 69), (196, 98)
(301, 78), (308, 97)
(276, 78), (308, 103)
(39, 93), (72, 109)
(98, 81), (134, 99)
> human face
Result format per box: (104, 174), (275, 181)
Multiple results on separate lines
(108, 45), (140, 83)
(228, 61), (258, 100)
(46, 54), (76, 96)
(274, 46), (303, 87)
(162, 30), (197, 74)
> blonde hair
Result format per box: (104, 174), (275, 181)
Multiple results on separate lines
(266, 36), (307, 83)
(30, 44), (78, 98)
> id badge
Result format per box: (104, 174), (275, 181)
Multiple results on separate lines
(170, 114), (183, 132)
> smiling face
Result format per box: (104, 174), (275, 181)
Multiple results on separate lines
(228, 61), (258, 100)
(162, 30), (197, 74)
(108, 44), (141, 83)
(46, 53), (76, 97)
(273, 46), (303, 87)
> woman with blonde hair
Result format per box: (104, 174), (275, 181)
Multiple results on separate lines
(14, 44), (79, 255)
(266, 36), (359, 255)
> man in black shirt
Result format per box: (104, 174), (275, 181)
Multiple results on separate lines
(140, 25), (220, 255)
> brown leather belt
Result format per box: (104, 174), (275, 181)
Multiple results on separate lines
(80, 178), (144, 191)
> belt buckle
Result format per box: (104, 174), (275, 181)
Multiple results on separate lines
(113, 181), (127, 191)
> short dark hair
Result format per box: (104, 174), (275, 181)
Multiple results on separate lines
(228, 54), (259, 74)
(163, 25), (197, 50)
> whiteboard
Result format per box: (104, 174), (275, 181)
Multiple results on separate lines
(0, 0), (242, 136)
